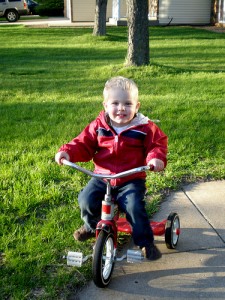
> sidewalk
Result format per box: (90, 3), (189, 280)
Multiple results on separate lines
(0, 17), (96, 28)
(73, 180), (225, 300)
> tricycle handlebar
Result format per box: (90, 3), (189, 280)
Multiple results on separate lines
(61, 159), (152, 180)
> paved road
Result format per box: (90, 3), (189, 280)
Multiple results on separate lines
(73, 180), (225, 300)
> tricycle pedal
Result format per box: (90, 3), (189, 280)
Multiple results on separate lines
(66, 251), (92, 267)
(66, 251), (83, 267)
(127, 249), (144, 263)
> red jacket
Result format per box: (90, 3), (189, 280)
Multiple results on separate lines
(59, 111), (168, 186)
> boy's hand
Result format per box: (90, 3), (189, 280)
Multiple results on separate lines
(55, 151), (70, 165)
(148, 158), (164, 172)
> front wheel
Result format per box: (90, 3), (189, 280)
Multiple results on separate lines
(92, 230), (115, 288)
(6, 10), (19, 22)
(165, 212), (180, 249)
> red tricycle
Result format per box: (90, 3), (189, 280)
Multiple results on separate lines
(62, 159), (180, 288)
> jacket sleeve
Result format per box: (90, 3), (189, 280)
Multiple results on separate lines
(58, 121), (98, 163)
(145, 122), (168, 167)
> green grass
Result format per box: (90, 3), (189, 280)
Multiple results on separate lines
(0, 25), (225, 299)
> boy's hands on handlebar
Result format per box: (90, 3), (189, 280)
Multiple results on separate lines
(55, 151), (70, 165)
(148, 158), (164, 172)
(55, 152), (164, 173)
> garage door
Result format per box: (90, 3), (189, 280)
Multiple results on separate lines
(159, 0), (211, 25)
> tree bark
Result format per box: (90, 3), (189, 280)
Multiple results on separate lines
(93, 0), (108, 36)
(211, 0), (218, 24)
(126, 0), (149, 66)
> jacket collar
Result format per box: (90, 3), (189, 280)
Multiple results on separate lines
(129, 113), (149, 127)
(99, 110), (149, 129)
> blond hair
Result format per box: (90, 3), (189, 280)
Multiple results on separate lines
(103, 76), (138, 101)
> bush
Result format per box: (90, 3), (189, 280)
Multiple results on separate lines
(36, 0), (64, 17)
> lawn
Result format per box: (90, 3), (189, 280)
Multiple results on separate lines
(0, 25), (224, 299)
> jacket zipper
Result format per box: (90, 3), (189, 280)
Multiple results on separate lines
(112, 135), (119, 185)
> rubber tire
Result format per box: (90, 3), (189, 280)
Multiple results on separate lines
(6, 10), (19, 22)
(165, 212), (180, 249)
(92, 230), (115, 288)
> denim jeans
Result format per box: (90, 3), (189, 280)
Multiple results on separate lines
(78, 177), (154, 248)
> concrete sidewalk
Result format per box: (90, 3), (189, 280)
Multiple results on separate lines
(74, 180), (225, 300)
(0, 17), (96, 27)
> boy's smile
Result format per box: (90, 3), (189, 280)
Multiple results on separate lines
(103, 88), (140, 128)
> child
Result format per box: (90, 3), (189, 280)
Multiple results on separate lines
(55, 76), (167, 260)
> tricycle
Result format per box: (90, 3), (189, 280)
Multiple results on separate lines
(62, 159), (180, 288)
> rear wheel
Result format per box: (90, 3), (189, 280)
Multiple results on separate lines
(6, 10), (19, 22)
(92, 230), (115, 288)
(165, 212), (180, 249)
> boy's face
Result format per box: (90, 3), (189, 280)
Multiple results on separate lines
(103, 88), (140, 128)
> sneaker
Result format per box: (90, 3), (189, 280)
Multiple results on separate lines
(73, 225), (95, 242)
(142, 244), (162, 261)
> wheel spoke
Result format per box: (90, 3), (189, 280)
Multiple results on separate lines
(92, 231), (115, 287)
(172, 217), (180, 244)
(102, 238), (114, 279)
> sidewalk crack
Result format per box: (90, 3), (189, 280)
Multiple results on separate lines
(182, 188), (225, 244)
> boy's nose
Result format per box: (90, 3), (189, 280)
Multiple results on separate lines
(118, 104), (125, 110)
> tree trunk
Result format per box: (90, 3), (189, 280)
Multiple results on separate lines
(126, 0), (149, 66)
(211, 0), (218, 25)
(93, 0), (108, 36)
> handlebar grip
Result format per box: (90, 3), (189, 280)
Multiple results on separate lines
(149, 164), (154, 171)
(61, 158), (66, 164)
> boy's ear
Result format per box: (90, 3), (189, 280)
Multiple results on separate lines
(136, 101), (141, 112)
(103, 101), (108, 111)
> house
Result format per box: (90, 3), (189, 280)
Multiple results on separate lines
(64, 0), (115, 23)
(64, 0), (224, 27)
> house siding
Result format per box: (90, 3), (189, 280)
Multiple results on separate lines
(71, 0), (113, 22)
(158, 0), (211, 25)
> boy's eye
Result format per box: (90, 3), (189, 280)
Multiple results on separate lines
(110, 101), (132, 106)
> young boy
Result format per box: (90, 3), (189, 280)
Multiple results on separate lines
(55, 76), (167, 260)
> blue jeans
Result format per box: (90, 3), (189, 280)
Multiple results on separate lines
(78, 177), (154, 248)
